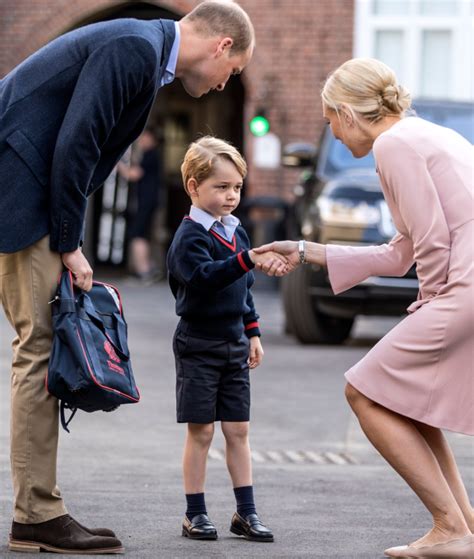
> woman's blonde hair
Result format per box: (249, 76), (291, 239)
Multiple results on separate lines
(321, 58), (412, 123)
(181, 136), (247, 195)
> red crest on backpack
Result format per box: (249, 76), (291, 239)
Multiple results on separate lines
(104, 340), (120, 363)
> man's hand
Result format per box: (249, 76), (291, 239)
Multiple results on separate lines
(252, 241), (300, 274)
(61, 248), (93, 291)
(248, 336), (264, 369)
(248, 249), (290, 277)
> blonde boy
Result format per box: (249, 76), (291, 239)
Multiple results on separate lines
(167, 137), (284, 542)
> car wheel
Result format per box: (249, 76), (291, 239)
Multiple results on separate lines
(282, 265), (354, 344)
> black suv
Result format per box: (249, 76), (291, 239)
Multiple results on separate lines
(282, 99), (474, 344)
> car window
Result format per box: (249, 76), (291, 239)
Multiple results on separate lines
(413, 105), (474, 142)
(323, 102), (473, 176)
(327, 142), (375, 173)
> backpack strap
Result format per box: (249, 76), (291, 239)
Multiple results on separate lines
(82, 296), (130, 361)
(60, 401), (78, 433)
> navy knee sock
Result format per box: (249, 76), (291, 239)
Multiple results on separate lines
(185, 493), (207, 520)
(233, 485), (257, 519)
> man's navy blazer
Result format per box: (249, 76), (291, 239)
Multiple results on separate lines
(0, 18), (175, 253)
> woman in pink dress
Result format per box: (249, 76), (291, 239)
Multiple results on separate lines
(256, 58), (473, 558)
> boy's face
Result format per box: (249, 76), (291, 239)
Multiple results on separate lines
(188, 158), (243, 219)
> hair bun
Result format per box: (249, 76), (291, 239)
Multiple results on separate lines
(381, 84), (411, 114)
(321, 58), (412, 123)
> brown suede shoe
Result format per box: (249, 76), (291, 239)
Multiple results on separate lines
(9, 514), (124, 554)
(74, 519), (116, 538)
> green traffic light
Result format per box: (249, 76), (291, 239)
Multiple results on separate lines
(249, 115), (270, 136)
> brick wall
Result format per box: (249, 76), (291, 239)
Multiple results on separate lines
(0, 0), (354, 200)
(239, 0), (354, 199)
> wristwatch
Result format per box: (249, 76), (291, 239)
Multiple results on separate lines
(298, 240), (306, 264)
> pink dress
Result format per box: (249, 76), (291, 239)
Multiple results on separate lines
(326, 117), (474, 435)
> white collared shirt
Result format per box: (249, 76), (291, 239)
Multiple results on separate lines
(189, 206), (240, 243)
(160, 21), (180, 86)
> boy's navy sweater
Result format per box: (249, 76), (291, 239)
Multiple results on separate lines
(167, 217), (260, 341)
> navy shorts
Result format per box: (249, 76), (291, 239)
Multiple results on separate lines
(173, 328), (251, 424)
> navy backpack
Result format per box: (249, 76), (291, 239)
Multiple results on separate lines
(47, 271), (140, 431)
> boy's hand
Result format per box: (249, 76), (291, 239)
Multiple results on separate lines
(253, 241), (301, 274)
(248, 336), (264, 369)
(248, 250), (289, 277)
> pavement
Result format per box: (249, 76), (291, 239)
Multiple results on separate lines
(0, 279), (472, 558)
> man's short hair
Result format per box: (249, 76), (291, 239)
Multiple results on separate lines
(182, 1), (254, 53)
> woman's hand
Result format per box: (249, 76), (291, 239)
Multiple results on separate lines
(248, 336), (264, 369)
(254, 240), (327, 270)
(253, 241), (300, 274)
(248, 249), (290, 277)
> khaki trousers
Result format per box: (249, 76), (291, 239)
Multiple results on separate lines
(0, 235), (67, 523)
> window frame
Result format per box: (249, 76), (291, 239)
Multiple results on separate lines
(354, 0), (473, 100)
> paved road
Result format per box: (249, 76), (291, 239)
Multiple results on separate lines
(0, 280), (472, 558)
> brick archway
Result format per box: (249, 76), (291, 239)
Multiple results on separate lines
(0, 0), (198, 76)
(0, 0), (356, 203)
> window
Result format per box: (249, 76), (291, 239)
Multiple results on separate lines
(419, 1), (459, 15)
(421, 30), (452, 97)
(375, 30), (405, 80)
(354, 0), (473, 101)
(373, 0), (409, 15)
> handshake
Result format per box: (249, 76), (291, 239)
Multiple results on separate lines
(248, 240), (327, 276)
(248, 241), (300, 277)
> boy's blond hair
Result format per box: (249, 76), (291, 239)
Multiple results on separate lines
(181, 136), (247, 196)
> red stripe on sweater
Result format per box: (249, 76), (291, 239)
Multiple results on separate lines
(237, 251), (250, 272)
(210, 229), (237, 251)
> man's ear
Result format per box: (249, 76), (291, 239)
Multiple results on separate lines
(187, 178), (199, 196)
(216, 37), (233, 56)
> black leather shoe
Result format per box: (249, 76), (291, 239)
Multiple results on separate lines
(182, 514), (218, 540)
(9, 514), (124, 554)
(230, 512), (274, 542)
